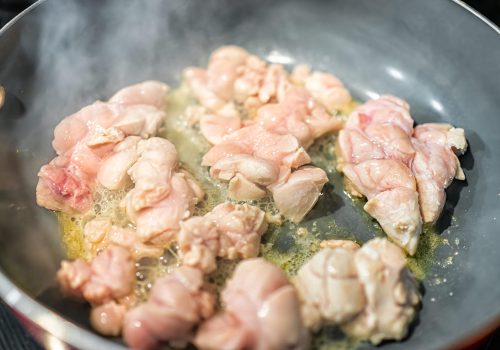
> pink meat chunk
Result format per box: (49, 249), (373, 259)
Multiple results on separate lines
(256, 86), (342, 148)
(337, 96), (424, 254)
(90, 301), (127, 336)
(194, 258), (309, 350)
(123, 266), (215, 350)
(303, 70), (352, 113)
(57, 245), (135, 336)
(37, 82), (169, 213)
(345, 95), (414, 135)
(109, 80), (170, 110)
(202, 125), (325, 222)
(121, 137), (204, 243)
(57, 246), (135, 304)
(178, 202), (268, 273)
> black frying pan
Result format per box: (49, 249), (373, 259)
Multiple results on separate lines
(0, 1), (499, 349)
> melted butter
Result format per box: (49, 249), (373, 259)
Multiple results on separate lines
(407, 224), (444, 280)
(163, 85), (226, 215)
(57, 187), (130, 261)
(57, 213), (85, 260)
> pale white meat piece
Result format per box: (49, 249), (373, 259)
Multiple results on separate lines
(210, 154), (279, 187)
(341, 160), (421, 255)
(320, 239), (360, 250)
(178, 202), (267, 273)
(364, 188), (421, 255)
(270, 166), (328, 223)
(227, 173), (268, 200)
(83, 218), (164, 259)
(57, 246), (135, 305)
(295, 238), (420, 344)
(97, 136), (141, 190)
(110, 105), (165, 139)
(194, 258), (309, 350)
(411, 123), (467, 223)
(123, 266), (215, 350)
(413, 123), (468, 155)
(295, 246), (365, 331)
(342, 238), (420, 344)
(109, 80), (170, 110)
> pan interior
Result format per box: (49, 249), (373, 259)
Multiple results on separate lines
(0, 1), (499, 349)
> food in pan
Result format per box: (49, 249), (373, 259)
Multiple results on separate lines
(35, 46), (467, 349)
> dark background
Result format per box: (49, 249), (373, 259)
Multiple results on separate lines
(0, 0), (498, 349)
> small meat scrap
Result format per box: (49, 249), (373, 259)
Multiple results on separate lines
(83, 218), (164, 259)
(57, 246), (136, 336)
(295, 238), (420, 345)
(178, 202), (267, 273)
(123, 266), (215, 350)
(203, 124), (327, 223)
(121, 137), (204, 243)
(37, 81), (169, 213)
(194, 258), (309, 350)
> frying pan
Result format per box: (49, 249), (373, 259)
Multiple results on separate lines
(0, 0), (499, 349)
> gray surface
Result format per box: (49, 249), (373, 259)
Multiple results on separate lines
(0, 0), (499, 349)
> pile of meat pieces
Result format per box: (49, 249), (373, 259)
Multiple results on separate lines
(58, 199), (270, 346)
(58, 236), (419, 349)
(184, 46), (352, 223)
(337, 95), (467, 254)
(36, 81), (206, 246)
(294, 238), (420, 344)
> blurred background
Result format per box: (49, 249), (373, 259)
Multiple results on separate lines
(0, 0), (498, 349)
